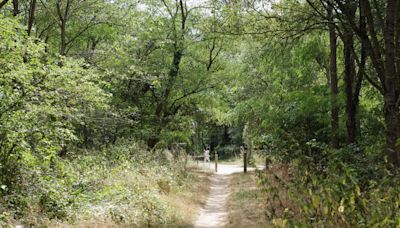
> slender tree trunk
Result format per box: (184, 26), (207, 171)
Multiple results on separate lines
(155, 48), (183, 117)
(343, 4), (357, 144)
(354, 3), (367, 140)
(56, 0), (69, 56)
(222, 126), (229, 146)
(328, 3), (339, 149)
(44, 35), (49, 52)
(60, 20), (67, 55)
(383, 0), (400, 166)
(12, 0), (18, 16)
(27, 0), (37, 36)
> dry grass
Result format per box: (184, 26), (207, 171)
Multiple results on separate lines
(259, 164), (302, 223)
(39, 166), (212, 228)
(225, 171), (270, 228)
(163, 168), (212, 227)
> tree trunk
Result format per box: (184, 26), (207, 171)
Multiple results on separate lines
(328, 3), (339, 149)
(383, 0), (400, 166)
(150, 0), (187, 150)
(12, 0), (18, 16)
(60, 20), (67, 55)
(27, 0), (37, 36)
(353, 2), (367, 141)
(343, 4), (357, 144)
(56, 0), (69, 56)
(222, 126), (229, 146)
(155, 48), (183, 117)
(336, 0), (400, 167)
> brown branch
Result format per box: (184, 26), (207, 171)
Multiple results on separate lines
(333, 0), (385, 86)
(0, 0), (9, 10)
(168, 84), (217, 115)
(206, 38), (221, 71)
(39, 0), (61, 26)
(65, 17), (98, 46)
(27, 0), (37, 36)
(37, 22), (56, 39)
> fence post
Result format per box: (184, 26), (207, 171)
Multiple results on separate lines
(215, 151), (218, 172)
(265, 156), (270, 170)
(244, 150), (247, 173)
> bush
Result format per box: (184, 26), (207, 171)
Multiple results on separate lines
(259, 146), (400, 227)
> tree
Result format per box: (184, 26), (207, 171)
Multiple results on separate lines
(0, 16), (108, 186)
(332, 0), (400, 166)
(327, 0), (340, 148)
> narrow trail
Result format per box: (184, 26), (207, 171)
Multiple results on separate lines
(194, 163), (262, 228)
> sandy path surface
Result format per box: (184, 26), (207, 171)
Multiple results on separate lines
(193, 163), (263, 228)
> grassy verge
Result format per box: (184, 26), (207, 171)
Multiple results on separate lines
(225, 171), (270, 228)
(55, 168), (211, 228)
(163, 167), (211, 227)
(48, 166), (211, 228)
(1, 145), (212, 227)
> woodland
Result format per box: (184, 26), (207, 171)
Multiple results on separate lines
(1, 0), (400, 227)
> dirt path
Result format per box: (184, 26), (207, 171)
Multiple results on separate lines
(193, 163), (262, 228)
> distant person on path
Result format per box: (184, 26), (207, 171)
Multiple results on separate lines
(204, 147), (210, 163)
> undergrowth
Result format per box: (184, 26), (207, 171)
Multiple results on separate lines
(258, 145), (400, 227)
(0, 142), (200, 227)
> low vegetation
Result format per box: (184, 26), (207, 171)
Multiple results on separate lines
(258, 153), (400, 227)
(0, 142), (210, 227)
(226, 172), (269, 228)
(227, 157), (400, 227)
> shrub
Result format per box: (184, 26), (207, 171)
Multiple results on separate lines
(259, 146), (400, 227)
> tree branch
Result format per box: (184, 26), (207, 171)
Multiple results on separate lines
(0, 0), (9, 10)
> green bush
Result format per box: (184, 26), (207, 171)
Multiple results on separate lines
(259, 146), (400, 227)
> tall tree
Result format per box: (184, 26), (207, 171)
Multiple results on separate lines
(341, 1), (358, 144)
(334, 0), (400, 166)
(327, 1), (339, 149)
(36, 0), (110, 56)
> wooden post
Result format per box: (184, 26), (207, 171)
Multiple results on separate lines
(215, 151), (218, 172)
(244, 150), (247, 173)
(265, 156), (270, 170)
